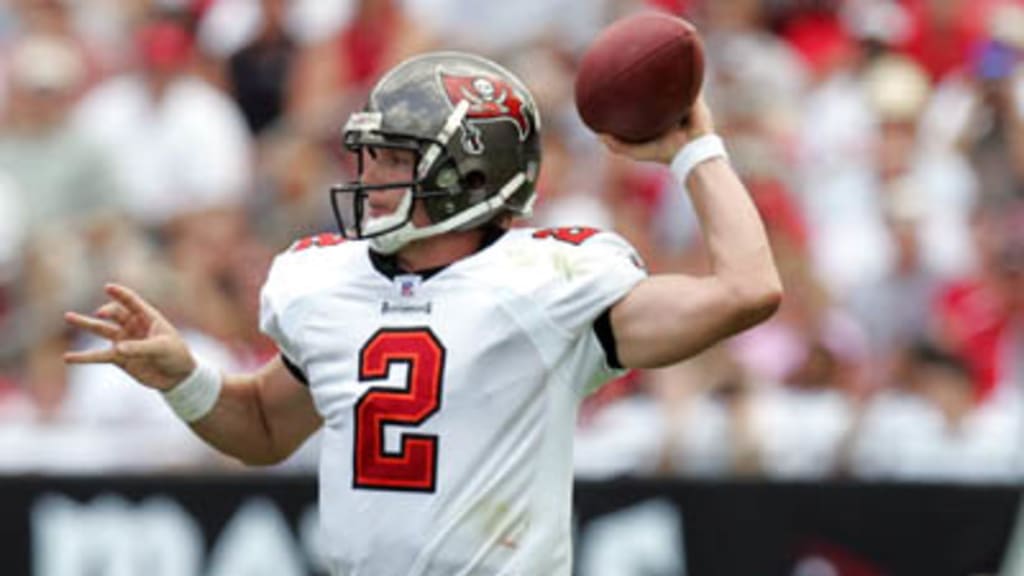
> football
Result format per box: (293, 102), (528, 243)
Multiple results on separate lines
(574, 12), (705, 143)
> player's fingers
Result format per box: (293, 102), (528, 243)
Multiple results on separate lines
(684, 95), (713, 135)
(105, 284), (161, 322)
(115, 337), (171, 359)
(63, 347), (118, 365)
(95, 301), (130, 325)
(600, 133), (667, 163)
(64, 312), (123, 341)
(599, 134), (629, 154)
(97, 301), (152, 339)
(603, 132), (660, 151)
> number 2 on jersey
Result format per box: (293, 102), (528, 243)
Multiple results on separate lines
(354, 328), (445, 492)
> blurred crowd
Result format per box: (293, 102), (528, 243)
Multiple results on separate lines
(0, 0), (1021, 481)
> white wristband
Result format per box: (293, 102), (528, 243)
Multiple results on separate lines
(163, 361), (222, 423)
(670, 133), (728, 184)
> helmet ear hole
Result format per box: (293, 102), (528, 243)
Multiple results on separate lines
(464, 170), (487, 192)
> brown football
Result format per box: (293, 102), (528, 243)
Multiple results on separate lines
(575, 12), (704, 143)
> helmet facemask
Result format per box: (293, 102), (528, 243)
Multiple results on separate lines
(331, 101), (473, 254)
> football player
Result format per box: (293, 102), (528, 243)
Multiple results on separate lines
(65, 52), (781, 575)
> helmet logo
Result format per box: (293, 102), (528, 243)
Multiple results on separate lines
(440, 72), (532, 154)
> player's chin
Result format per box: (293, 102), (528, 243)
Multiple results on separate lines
(367, 208), (394, 219)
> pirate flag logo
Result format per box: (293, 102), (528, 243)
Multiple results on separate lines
(440, 72), (532, 154)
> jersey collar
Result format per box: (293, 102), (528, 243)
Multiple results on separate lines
(368, 226), (506, 281)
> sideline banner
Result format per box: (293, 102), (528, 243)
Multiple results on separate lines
(575, 479), (1019, 576)
(1, 476), (1018, 575)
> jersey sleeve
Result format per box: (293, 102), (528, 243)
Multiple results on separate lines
(259, 233), (352, 367)
(542, 230), (647, 334)
(258, 250), (305, 367)
(533, 229), (647, 389)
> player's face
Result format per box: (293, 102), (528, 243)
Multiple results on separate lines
(362, 147), (415, 216)
(360, 147), (432, 227)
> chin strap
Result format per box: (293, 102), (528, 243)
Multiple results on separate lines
(362, 187), (414, 239)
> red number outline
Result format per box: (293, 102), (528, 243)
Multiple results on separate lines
(291, 233), (346, 252)
(353, 328), (445, 492)
(531, 226), (600, 245)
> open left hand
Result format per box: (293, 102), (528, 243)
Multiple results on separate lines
(64, 283), (196, 391)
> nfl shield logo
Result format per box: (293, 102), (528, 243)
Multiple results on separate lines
(394, 274), (422, 298)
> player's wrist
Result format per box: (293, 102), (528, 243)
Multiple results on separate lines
(670, 133), (728, 185)
(163, 360), (222, 423)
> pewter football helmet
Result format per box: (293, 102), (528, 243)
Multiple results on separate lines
(331, 52), (542, 254)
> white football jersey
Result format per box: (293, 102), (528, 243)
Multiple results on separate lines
(259, 226), (646, 576)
